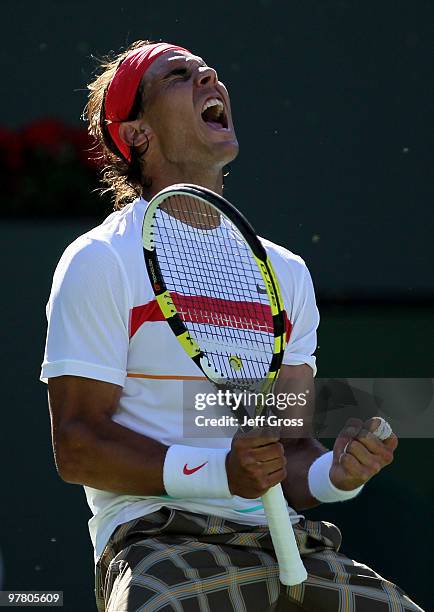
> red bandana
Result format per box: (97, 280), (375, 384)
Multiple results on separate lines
(103, 42), (190, 161)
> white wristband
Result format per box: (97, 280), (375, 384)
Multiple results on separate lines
(163, 445), (232, 499)
(308, 451), (364, 503)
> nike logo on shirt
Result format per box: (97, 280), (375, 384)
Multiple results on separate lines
(183, 461), (208, 475)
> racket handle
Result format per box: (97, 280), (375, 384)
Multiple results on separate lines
(262, 484), (308, 586)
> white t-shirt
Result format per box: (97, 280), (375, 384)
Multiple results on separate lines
(40, 197), (320, 561)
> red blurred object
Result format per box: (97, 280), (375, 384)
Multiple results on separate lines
(0, 125), (22, 171)
(0, 118), (107, 217)
(20, 119), (69, 153)
(68, 125), (102, 169)
(19, 118), (101, 167)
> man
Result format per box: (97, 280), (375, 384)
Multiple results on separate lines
(41, 41), (423, 611)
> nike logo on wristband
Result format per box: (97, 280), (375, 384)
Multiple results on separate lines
(183, 461), (208, 475)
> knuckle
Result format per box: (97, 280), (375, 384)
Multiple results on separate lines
(345, 427), (357, 439)
(246, 463), (259, 476)
(370, 461), (381, 474)
(345, 418), (363, 431)
(357, 428), (370, 441)
(383, 450), (394, 464)
(385, 436), (398, 452)
(239, 456), (249, 468)
(241, 451), (255, 465)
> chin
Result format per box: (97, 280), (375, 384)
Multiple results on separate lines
(215, 137), (239, 166)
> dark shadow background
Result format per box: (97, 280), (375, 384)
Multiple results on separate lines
(1, 1), (433, 610)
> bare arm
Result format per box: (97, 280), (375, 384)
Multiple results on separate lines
(49, 368), (395, 504)
(276, 364), (328, 510)
(50, 375), (289, 500)
(281, 437), (327, 510)
(48, 375), (168, 495)
(276, 366), (399, 510)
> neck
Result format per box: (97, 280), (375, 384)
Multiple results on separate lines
(142, 164), (224, 201)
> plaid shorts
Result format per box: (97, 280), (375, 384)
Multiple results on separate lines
(95, 508), (424, 612)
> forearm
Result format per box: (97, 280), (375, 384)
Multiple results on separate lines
(58, 418), (168, 495)
(281, 436), (328, 510)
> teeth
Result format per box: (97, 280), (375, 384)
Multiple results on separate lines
(201, 97), (224, 115)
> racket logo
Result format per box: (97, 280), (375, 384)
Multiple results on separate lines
(229, 355), (243, 370)
(256, 284), (267, 294)
(183, 461), (208, 475)
(147, 259), (160, 288)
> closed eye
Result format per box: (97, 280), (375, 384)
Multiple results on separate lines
(166, 67), (190, 79)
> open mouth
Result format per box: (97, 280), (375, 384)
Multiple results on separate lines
(200, 97), (228, 130)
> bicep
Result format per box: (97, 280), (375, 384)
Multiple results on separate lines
(48, 375), (122, 473)
(279, 364), (313, 381)
(48, 375), (122, 429)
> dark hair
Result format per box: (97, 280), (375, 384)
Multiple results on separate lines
(83, 40), (154, 209)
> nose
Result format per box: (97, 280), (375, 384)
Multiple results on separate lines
(195, 66), (218, 87)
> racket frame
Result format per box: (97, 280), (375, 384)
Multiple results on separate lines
(142, 183), (308, 585)
(143, 184), (286, 390)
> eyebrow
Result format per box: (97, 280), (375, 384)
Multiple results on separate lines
(165, 55), (208, 70)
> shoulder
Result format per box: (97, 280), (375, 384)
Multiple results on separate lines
(53, 199), (147, 289)
(259, 236), (309, 283)
(258, 236), (318, 324)
(79, 198), (146, 260)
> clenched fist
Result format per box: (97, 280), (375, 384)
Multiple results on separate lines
(226, 430), (287, 498)
(330, 417), (398, 491)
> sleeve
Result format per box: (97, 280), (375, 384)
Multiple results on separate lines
(282, 264), (320, 376)
(40, 237), (131, 386)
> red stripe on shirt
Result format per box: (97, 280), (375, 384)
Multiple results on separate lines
(130, 292), (292, 341)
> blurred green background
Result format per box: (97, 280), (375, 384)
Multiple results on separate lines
(1, 1), (433, 610)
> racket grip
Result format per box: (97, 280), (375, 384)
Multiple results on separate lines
(262, 484), (308, 586)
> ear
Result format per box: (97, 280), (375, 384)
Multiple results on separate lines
(118, 121), (151, 149)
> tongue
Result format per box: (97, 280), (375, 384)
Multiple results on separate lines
(205, 120), (224, 129)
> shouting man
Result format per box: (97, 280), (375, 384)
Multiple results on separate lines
(41, 41), (424, 611)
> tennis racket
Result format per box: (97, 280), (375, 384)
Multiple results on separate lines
(142, 183), (308, 586)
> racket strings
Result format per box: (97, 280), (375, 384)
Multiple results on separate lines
(159, 210), (272, 370)
(153, 194), (275, 382)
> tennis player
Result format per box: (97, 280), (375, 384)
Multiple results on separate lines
(41, 41), (424, 611)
